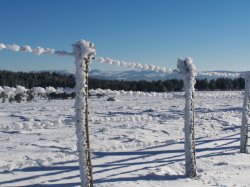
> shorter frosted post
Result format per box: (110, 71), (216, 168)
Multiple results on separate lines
(177, 57), (197, 178)
(240, 71), (250, 154)
(73, 40), (96, 187)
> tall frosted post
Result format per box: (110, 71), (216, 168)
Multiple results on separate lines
(73, 40), (96, 187)
(240, 71), (250, 154)
(177, 57), (197, 178)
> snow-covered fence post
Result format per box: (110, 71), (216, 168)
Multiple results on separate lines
(72, 40), (96, 187)
(177, 57), (197, 178)
(240, 71), (250, 154)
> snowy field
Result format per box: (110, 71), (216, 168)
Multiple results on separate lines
(0, 91), (250, 187)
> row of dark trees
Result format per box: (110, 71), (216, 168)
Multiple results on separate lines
(0, 70), (245, 92)
(0, 70), (75, 88)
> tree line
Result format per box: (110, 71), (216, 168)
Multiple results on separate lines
(0, 70), (245, 92)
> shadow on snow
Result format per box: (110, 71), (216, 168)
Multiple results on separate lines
(0, 133), (240, 186)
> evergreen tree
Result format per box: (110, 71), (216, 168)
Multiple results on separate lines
(0, 70), (245, 92)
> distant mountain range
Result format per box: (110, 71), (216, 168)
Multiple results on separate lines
(45, 69), (244, 81)
(90, 70), (244, 81)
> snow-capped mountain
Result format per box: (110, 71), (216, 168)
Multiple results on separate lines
(45, 69), (244, 81)
(89, 69), (243, 81)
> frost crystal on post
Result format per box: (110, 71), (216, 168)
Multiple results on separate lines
(177, 57), (197, 178)
(73, 40), (96, 187)
(240, 71), (250, 154)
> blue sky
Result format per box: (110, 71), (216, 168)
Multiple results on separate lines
(0, 0), (250, 72)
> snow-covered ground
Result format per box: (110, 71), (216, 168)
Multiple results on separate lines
(0, 91), (249, 187)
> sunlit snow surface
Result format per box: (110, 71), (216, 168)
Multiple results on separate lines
(0, 91), (249, 187)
